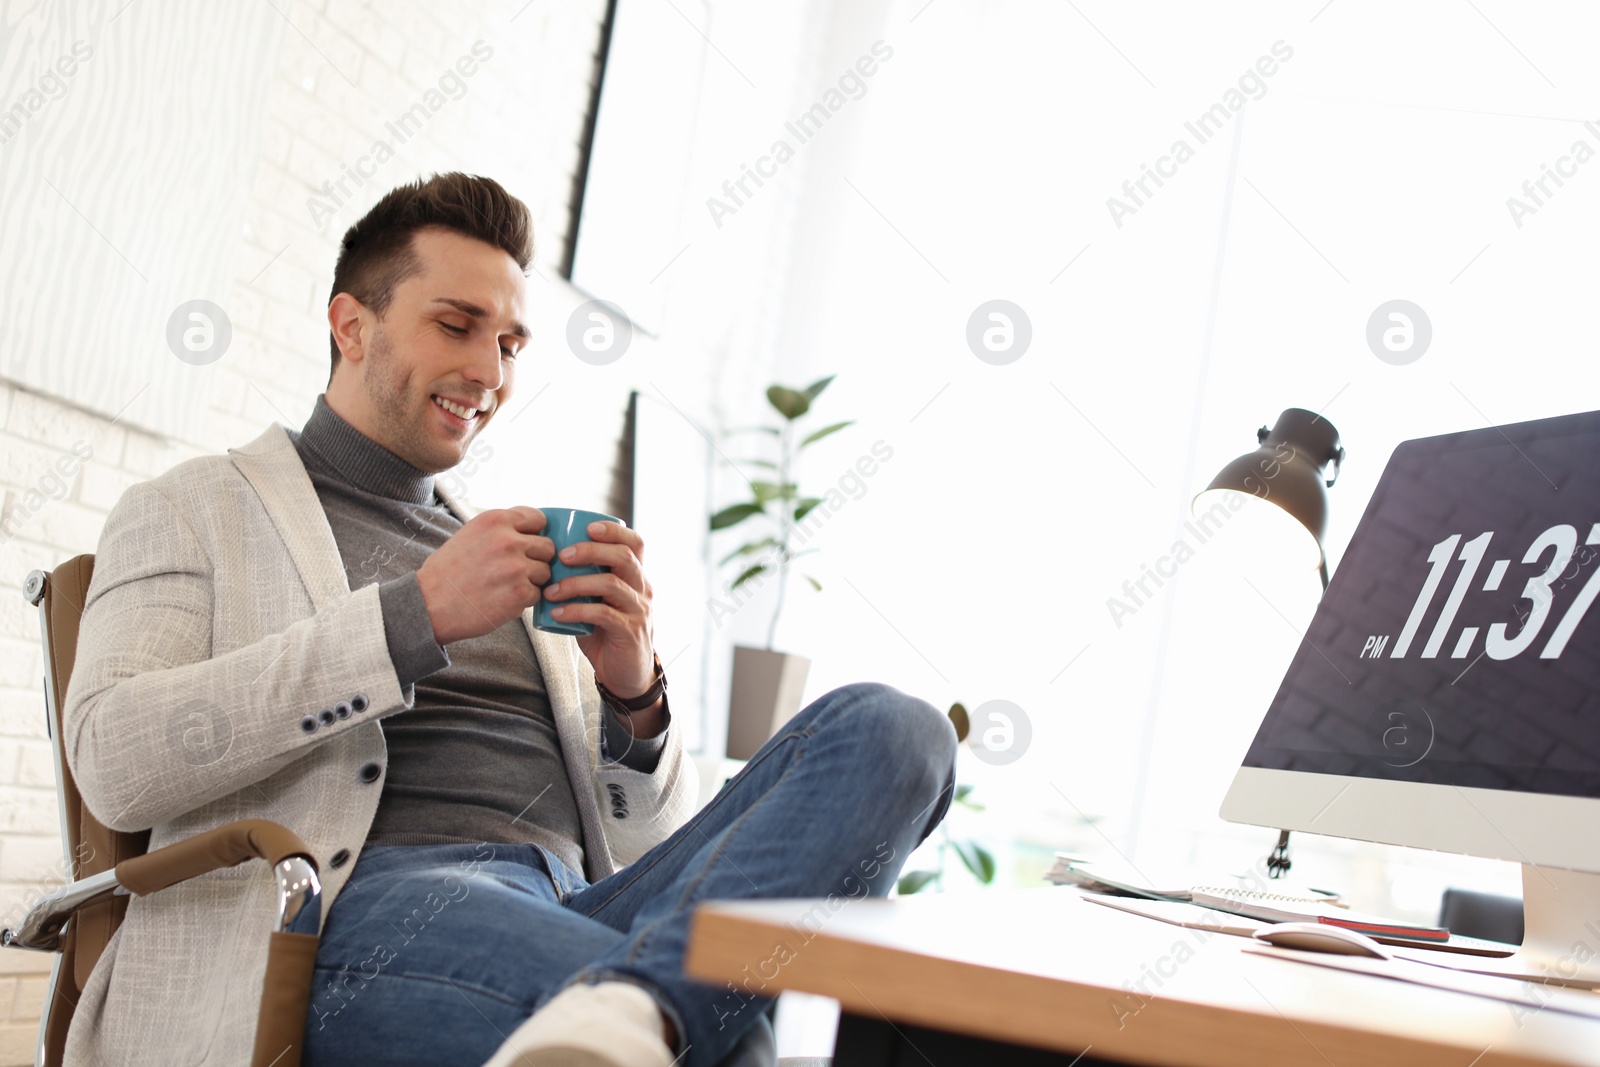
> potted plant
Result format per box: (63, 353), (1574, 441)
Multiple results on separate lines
(710, 375), (852, 758)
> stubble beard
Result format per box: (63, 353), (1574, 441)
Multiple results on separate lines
(362, 325), (470, 474)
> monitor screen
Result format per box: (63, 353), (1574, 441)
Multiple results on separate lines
(1239, 408), (1600, 800)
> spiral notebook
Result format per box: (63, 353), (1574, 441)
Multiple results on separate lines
(1043, 854), (1342, 905)
(1188, 888), (1449, 941)
(1045, 854), (1449, 942)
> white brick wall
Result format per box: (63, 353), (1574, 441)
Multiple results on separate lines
(0, 1), (608, 1058)
(0, 951), (52, 1067)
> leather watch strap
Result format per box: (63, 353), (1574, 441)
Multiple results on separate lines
(596, 652), (666, 713)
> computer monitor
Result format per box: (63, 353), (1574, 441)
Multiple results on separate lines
(1220, 407), (1600, 983)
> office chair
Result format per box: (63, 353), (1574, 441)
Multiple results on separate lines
(0, 554), (323, 1067)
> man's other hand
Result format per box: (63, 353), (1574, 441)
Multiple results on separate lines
(416, 506), (553, 645)
(542, 521), (659, 711)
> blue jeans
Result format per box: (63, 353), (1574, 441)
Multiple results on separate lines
(301, 682), (958, 1067)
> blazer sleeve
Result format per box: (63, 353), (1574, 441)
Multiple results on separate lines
(63, 479), (412, 833)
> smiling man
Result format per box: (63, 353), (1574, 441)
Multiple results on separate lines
(62, 172), (958, 1067)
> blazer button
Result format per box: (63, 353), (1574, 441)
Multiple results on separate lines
(358, 762), (382, 784)
(351, 693), (369, 713)
(330, 848), (351, 869)
(317, 707), (337, 728)
(299, 716), (318, 734)
(334, 701), (353, 720)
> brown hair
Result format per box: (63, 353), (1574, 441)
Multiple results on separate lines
(327, 172), (534, 380)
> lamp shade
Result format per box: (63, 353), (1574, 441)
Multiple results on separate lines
(1194, 408), (1344, 587)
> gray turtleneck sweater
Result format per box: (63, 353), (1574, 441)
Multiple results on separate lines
(289, 395), (666, 872)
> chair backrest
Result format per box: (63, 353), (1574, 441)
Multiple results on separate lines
(28, 553), (151, 1065)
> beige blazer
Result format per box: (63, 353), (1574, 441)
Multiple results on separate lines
(60, 423), (697, 1065)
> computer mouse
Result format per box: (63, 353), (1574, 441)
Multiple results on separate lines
(1253, 922), (1393, 959)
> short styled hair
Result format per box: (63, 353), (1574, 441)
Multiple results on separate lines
(327, 172), (534, 380)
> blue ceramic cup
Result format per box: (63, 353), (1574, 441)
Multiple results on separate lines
(533, 507), (622, 636)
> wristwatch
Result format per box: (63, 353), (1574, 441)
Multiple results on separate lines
(595, 652), (666, 713)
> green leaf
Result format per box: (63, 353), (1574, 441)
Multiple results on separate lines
(710, 503), (765, 530)
(730, 563), (768, 590)
(803, 575), (822, 592)
(793, 497), (825, 522)
(896, 869), (939, 895)
(786, 547), (821, 561)
(766, 385), (810, 421)
(750, 480), (798, 504)
(799, 420), (854, 449)
(801, 375), (836, 402)
(953, 840), (996, 884)
(718, 537), (778, 567)
(954, 783), (975, 803)
(975, 844), (997, 883)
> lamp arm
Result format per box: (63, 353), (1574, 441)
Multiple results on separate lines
(1267, 829), (1293, 879)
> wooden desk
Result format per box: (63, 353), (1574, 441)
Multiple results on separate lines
(685, 887), (1600, 1066)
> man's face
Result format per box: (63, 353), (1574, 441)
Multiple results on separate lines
(330, 226), (529, 474)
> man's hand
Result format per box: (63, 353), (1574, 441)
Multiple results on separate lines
(541, 521), (661, 726)
(416, 506), (553, 645)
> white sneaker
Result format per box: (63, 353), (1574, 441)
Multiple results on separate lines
(481, 981), (677, 1067)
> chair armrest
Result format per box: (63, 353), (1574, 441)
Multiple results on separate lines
(115, 819), (313, 896)
(1, 868), (122, 952)
(2, 819), (321, 952)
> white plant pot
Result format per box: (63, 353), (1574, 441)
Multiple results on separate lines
(726, 645), (811, 760)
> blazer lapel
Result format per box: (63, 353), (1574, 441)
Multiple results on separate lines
(228, 424), (351, 611)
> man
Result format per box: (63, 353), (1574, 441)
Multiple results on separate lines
(63, 172), (957, 1067)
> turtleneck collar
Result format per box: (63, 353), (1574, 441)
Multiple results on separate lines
(294, 394), (437, 506)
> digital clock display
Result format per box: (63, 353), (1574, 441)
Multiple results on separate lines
(1243, 409), (1600, 798)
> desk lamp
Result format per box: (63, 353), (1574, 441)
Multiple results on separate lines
(1194, 408), (1345, 591)
(1194, 407), (1344, 876)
